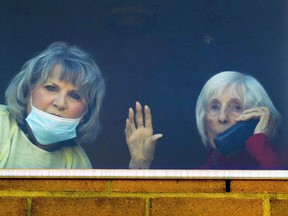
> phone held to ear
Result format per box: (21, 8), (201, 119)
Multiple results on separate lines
(214, 119), (260, 156)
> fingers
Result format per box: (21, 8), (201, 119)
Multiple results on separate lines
(125, 118), (132, 139)
(143, 134), (163, 161)
(150, 133), (163, 143)
(241, 107), (269, 116)
(237, 107), (273, 135)
(135, 101), (144, 128)
(125, 107), (136, 140)
(237, 107), (270, 121)
(144, 134), (163, 150)
(126, 101), (154, 130)
(144, 105), (152, 129)
(128, 107), (136, 131)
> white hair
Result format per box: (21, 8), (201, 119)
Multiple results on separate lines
(195, 71), (281, 147)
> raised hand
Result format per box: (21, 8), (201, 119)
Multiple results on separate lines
(236, 107), (276, 137)
(125, 101), (163, 169)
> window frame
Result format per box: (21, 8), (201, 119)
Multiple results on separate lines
(0, 169), (287, 179)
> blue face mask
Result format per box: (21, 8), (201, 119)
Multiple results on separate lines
(25, 105), (82, 145)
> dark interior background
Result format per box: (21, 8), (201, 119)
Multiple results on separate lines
(1, 0), (288, 169)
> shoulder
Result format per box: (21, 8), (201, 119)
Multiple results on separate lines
(0, 105), (19, 168)
(0, 105), (14, 123)
(0, 105), (17, 129)
(0, 105), (18, 130)
(0, 105), (9, 115)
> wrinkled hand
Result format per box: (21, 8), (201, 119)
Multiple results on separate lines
(236, 107), (276, 137)
(125, 101), (163, 169)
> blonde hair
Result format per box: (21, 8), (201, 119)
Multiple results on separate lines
(5, 42), (105, 144)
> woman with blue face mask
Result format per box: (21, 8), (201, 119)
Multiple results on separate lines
(2, 42), (162, 168)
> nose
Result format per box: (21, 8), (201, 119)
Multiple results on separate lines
(218, 108), (229, 124)
(53, 94), (67, 110)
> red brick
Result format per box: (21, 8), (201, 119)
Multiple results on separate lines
(32, 197), (146, 216)
(0, 179), (109, 192)
(230, 180), (288, 193)
(0, 197), (28, 215)
(150, 197), (263, 216)
(112, 179), (225, 193)
(270, 199), (288, 216)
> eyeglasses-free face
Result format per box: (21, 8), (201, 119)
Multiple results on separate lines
(204, 87), (244, 149)
(26, 64), (86, 120)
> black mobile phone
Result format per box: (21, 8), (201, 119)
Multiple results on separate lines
(214, 118), (260, 156)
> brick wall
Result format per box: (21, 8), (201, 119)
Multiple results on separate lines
(0, 178), (288, 215)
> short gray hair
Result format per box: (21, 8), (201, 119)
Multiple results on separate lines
(5, 41), (105, 144)
(195, 71), (281, 147)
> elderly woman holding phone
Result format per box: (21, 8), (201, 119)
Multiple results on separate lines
(195, 71), (284, 169)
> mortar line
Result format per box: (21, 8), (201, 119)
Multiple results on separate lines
(262, 194), (271, 216)
(108, 179), (113, 192)
(0, 190), (285, 199)
(26, 197), (33, 216)
(145, 197), (150, 216)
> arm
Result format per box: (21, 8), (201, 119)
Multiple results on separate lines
(237, 107), (282, 169)
(125, 101), (163, 169)
(246, 133), (283, 169)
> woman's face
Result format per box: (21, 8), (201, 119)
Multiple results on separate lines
(204, 87), (244, 148)
(26, 64), (86, 119)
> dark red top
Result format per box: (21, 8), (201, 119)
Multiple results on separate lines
(199, 133), (286, 170)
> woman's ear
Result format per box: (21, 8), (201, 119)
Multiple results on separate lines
(80, 115), (87, 124)
(81, 109), (90, 124)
